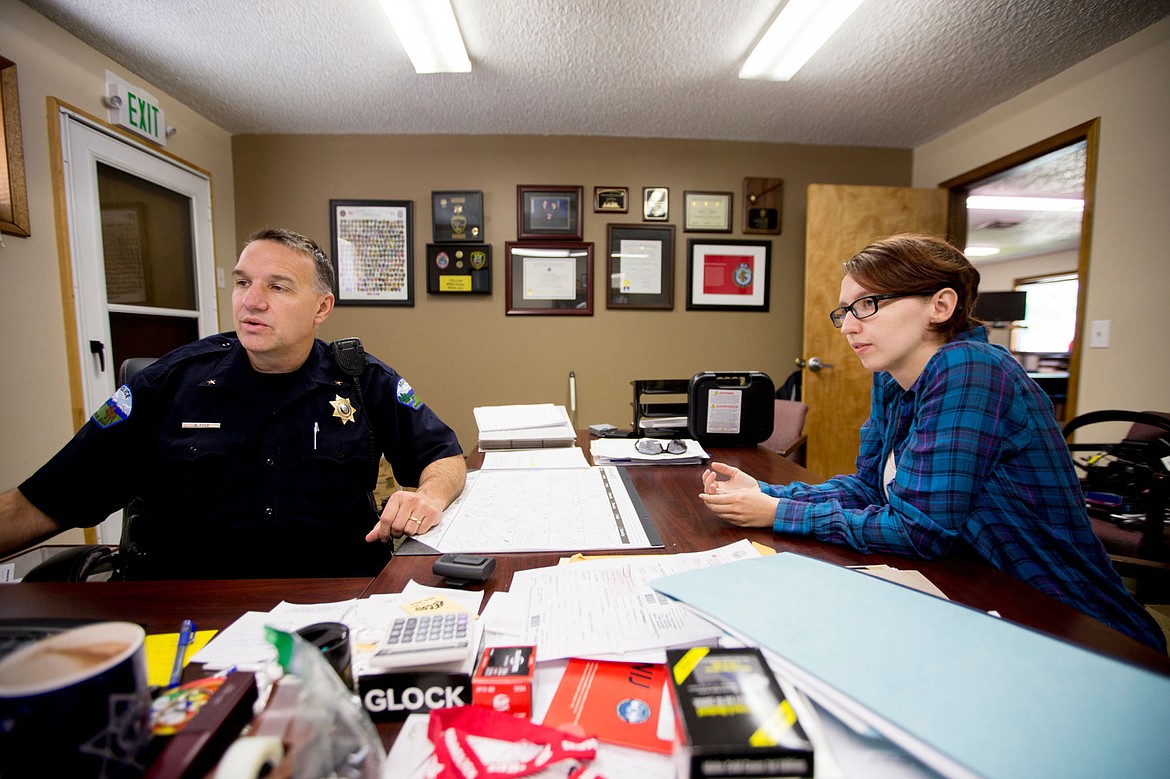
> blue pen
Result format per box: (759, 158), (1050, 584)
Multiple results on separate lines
(169, 619), (196, 688)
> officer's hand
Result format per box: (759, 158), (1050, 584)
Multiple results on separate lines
(365, 490), (444, 542)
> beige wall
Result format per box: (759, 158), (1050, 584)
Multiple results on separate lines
(232, 135), (911, 451)
(914, 18), (1170, 417)
(0, 0), (236, 539)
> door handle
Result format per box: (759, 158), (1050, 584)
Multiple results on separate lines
(796, 356), (834, 372)
(90, 340), (106, 372)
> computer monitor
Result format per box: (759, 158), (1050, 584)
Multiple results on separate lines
(973, 291), (1027, 323)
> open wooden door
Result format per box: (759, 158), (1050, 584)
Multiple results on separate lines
(802, 184), (947, 479)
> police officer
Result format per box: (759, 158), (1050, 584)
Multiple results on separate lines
(0, 228), (466, 578)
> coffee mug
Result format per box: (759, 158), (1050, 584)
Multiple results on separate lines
(0, 621), (152, 778)
(295, 622), (353, 690)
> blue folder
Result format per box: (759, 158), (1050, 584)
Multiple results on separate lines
(651, 552), (1170, 779)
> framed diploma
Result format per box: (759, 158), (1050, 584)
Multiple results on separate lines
(683, 191), (733, 233)
(517, 185), (583, 240)
(742, 177), (783, 235)
(329, 199), (414, 306)
(431, 190), (484, 242)
(606, 224), (675, 310)
(505, 241), (594, 315)
(642, 187), (669, 221)
(686, 239), (771, 312)
(426, 243), (491, 294)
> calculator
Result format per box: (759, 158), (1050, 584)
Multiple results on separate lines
(369, 612), (473, 670)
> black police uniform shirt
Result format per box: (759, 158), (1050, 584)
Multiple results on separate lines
(20, 334), (463, 579)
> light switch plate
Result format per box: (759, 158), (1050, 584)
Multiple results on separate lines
(1089, 319), (1111, 348)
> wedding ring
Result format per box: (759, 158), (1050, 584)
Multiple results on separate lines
(407, 516), (421, 525)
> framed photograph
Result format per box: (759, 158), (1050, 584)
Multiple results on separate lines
(329, 199), (414, 306)
(505, 241), (593, 315)
(0, 57), (30, 237)
(517, 185), (583, 240)
(642, 187), (669, 221)
(593, 186), (628, 214)
(426, 243), (491, 294)
(606, 224), (675, 310)
(432, 190), (484, 242)
(686, 239), (771, 312)
(683, 191), (733, 233)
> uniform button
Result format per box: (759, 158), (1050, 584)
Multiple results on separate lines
(188, 446), (197, 454)
(264, 507), (275, 516)
(266, 458), (275, 466)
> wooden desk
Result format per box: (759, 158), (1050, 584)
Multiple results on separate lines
(0, 578), (372, 635)
(3, 433), (1167, 761)
(369, 432), (1170, 676)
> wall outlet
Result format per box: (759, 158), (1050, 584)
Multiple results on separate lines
(1089, 319), (1111, 348)
(216, 267), (226, 288)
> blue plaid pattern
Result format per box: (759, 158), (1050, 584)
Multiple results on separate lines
(765, 328), (1164, 651)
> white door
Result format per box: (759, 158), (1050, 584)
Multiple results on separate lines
(60, 110), (217, 543)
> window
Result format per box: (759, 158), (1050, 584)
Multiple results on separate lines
(1014, 273), (1078, 353)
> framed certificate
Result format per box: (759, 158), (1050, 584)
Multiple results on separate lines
(330, 199), (414, 306)
(505, 241), (593, 315)
(686, 239), (771, 312)
(683, 191), (733, 233)
(431, 190), (484, 242)
(606, 224), (674, 310)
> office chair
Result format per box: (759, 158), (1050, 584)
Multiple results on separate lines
(1062, 409), (1170, 600)
(759, 399), (808, 466)
(22, 357), (158, 582)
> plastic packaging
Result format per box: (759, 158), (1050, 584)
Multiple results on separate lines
(265, 627), (385, 778)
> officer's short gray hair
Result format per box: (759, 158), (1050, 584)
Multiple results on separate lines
(244, 227), (335, 296)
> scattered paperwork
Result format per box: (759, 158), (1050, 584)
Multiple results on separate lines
(590, 437), (709, 465)
(480, 447), (590, 470)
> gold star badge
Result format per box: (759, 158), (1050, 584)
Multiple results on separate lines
(330, 395), (357, 425)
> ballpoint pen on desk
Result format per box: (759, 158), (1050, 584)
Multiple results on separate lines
(169, 619), (196, 688)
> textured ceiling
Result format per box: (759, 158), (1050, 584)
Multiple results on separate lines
(19, 0), (1170, 147)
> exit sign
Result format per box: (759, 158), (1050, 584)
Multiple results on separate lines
(105, 72), (167, 146)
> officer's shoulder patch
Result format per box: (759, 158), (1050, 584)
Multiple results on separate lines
(92, 385), (133, 428)
(395, 378), (424, 410)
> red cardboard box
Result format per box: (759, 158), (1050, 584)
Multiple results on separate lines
(472, 646), (535, 718)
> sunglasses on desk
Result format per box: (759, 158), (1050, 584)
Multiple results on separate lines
(635, 438), (688, 455)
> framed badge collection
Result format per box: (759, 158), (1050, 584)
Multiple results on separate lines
(429, 190), (491, 294)
(335, 177), (775, 313)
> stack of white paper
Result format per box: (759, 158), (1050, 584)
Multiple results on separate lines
(474, 403), (576, 451)
(589, 437), (709, 465)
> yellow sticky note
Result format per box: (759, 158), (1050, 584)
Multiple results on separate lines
(144, 630), (217, 688)
(399, 595), (466, 616)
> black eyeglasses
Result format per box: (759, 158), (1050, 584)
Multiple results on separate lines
(635, 438), (688, 455)
(828, 292), (936, 328)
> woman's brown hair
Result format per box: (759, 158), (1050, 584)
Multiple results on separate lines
(843, 233), (982, 341)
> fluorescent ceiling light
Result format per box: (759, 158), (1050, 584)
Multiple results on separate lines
(379, 0), (471, 74)
(964, 246), (1001, 257)
(739, 0), (866, 81)
(967, 196), (1084, 212)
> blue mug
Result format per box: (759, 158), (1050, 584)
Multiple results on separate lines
(0, 621), (151, 778)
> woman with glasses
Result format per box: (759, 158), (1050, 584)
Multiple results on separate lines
(699, 233), (1164, 652)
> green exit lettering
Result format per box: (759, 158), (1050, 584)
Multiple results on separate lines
(126, 91), (160, 138)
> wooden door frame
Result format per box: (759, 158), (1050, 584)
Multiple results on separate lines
(939, 119), (1099, 420)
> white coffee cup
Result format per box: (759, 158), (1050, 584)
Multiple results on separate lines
(0, 621), (151, 778)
